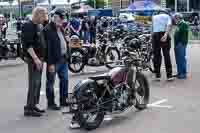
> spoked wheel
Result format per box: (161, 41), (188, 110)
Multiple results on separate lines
(105, 48), (120, 69)
(76, 88), (104, 130)
(134, 72), (150, 110)
(68, 48), (85, 73)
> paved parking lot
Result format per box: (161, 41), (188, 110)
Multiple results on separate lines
(0, 42), (200, 133)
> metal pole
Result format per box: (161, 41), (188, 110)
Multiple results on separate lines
(187, 0), (189, 12)
(18, 0), (22, 18)
(94, 0), (96, 9)
(175, 0), (177, 12)
(34, 0), (38, 8)
(48, 0), (51, 18)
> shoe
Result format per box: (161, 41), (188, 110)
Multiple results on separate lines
(154, 74), (161, 81)
(177, 74), (187, 79)
(33, 107), (46, 113)
(48, 104), (61, 111)
(60, 98), (69, 107)
(24, 107), (43, 117)
(70, 122), (80, 129)
(60, 101), (69, 107)
(167, 76), (174, 81)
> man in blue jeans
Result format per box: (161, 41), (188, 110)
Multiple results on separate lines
(44, 9), (70, 110)
(174, 13), (189, 79)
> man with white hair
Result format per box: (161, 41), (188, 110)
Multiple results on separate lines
(22, 7), (48, 117)
(174, 13), (189, 79)
(44, 9), (70, 110)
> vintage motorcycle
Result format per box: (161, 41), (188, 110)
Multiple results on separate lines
(68, 34), (120, 73)
(66, 50), (150, 130)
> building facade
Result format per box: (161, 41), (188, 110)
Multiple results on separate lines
(166, 0), (200, 11)
(112, 0), (164, 10)
(112, 0), (133, 10)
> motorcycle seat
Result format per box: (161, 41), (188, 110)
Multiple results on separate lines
(89, 74), (110, 81)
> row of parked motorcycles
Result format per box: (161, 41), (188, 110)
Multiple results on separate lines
(68, 26), (154, 74)
(65, 26), (153, 130)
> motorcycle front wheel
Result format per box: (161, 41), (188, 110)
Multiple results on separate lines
(134, 72), (150, 110)
(68, 48), (86, 73)
(76, 87), (104, 130)
(105, 48), (120, 69)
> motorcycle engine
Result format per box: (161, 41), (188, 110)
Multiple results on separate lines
(112, 84), (129, 111)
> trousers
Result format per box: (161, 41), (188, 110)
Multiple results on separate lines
(26, 61), (42, 107)
(152, 32), (173, 78)
(46, 63), (69, 105)
(174, 42), (187, 76)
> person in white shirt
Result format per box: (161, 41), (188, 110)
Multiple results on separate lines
(152, 11), (173, 81)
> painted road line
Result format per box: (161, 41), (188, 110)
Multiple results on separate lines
(147, 99), (173, 109)
(148, 105), (173, 109)
(104, 115), (113, 121)
(148, 99), (168, 106)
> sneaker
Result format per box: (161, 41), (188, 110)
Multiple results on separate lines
(24, 106), (43, 117)
(60, 99), (69, 107)
(33, 107), (46, 113)
(154, 74), (161, 81)
(48, 104), (61, 111)
(167, 76), (174, 81)
(177, 74), (187, 79)
(70, 122), (80, 129)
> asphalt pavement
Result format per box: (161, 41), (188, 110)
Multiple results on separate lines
(1, 26), (200, 133)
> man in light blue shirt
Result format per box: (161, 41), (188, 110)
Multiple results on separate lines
(152, 12), (173, 81)
(152, 13), (172, 32)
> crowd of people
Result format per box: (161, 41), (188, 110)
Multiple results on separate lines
(10, 6), (190, 129)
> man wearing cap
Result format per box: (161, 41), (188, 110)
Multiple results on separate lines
(44, 9), (70, 110)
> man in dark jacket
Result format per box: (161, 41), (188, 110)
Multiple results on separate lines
(22, 7), (48, 117)
(44, 9), (70, 110)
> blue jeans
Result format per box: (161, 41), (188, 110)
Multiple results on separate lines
(46, 63), (69, 105)
(174, 42), (187, 77)
(83, 31), (90, 43)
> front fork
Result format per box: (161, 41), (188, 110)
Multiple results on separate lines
(127, 66), (137, 101)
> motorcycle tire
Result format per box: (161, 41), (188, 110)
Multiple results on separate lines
(76, 85), (104, 130)
(105, 48), (120, 69)
(134, 72), (150, 110)
(68, 48), (86, 73)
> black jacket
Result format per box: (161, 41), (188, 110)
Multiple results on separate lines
(21, 20), (43, 60)
(44, 22), (70, 65)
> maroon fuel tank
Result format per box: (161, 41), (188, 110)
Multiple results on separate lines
(108, 67), (128, 86)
